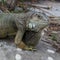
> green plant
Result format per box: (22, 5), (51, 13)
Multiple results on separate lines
(51, 34), (57, 41)
(20, 0), (24, 2)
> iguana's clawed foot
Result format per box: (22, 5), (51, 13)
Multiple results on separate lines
(24, 46), (37, 51)
(16, 41), (37, 51)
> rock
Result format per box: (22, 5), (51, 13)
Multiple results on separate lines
(0, 10), (3, 13)
(48, 57), (54, 60)
(16, 48), (22, 52)
(47, 49), (55, 54)
(15, 54), (22, 60)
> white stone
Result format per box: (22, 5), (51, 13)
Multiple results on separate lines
(16, 48), (22, 51)
(15, 54), (22, 60)
(47, 49), (55, 54)
(41, 31), (45, 36)
(44, 28), (47, 31)
(48, 57), (54, 60)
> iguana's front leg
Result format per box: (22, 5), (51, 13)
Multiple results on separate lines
(14, 30), (29, 50)
(15, 30), (26, 48)
(15, 30), (36, 50)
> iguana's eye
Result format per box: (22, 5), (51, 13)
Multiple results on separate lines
(38, 15), (40, 18)
(37, 15), (42, 19)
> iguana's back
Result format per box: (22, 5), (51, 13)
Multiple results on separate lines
(0, 13), (26, 38)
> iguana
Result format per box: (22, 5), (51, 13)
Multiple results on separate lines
(0, 12), (49, 50)
(22, 12), (49, 50)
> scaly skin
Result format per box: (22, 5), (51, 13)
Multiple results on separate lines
(23, 12), (49, 50)
(0, 13), (28, 50)
(0, 12), (49, 50)
(0, 13), (26, 37)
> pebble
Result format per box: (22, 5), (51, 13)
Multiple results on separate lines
(41, 31), (45, 36)
(48, 57), (54, 60)
(0, 10), (3, 13)
(47, 49), (55, 54)
(15, 54), (22, 60)
(16, 48), (22, 52)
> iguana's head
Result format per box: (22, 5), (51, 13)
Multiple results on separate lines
(26, 12), (49, 32)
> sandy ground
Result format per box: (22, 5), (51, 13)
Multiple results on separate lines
(0, 1), (60, 60)
(0, 37), (60, 60)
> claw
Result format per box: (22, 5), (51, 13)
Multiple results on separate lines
(24, 46), (37, 51)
